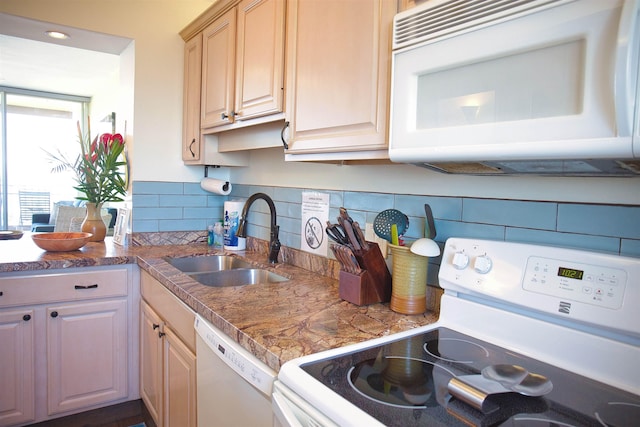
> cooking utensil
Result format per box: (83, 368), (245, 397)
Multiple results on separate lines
(352, 221), (369, 251)
(424, 204), (436, 239)
(410, 238), (440, 257)
(330, 244), (349, 273)
(326, 221), (349, 245)
(390, 224), (399, 246)
(331, 244), (362, 274)
(341, 245), (362, 274)
(373, 209), (409, 243)
(448, 364), (553, 412)
(338, 216), (361, 251)
(339, 207), (353, 223)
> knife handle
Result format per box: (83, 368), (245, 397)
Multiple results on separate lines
(340, 217), (361, 251)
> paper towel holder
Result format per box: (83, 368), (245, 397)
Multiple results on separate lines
(203, 166), (230, 192)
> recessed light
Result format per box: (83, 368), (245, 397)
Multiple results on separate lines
(46, 30), (70, 40)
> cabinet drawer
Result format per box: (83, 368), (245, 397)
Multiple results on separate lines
(140, 271), (196, 351)
(0, 268), (128, 307)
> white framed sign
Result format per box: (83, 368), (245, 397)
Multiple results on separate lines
(113, 208), (130, 246)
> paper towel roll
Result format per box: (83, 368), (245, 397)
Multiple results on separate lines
(200, 178), (231, 195)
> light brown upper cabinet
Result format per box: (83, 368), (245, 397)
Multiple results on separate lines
(283, 0), (396, 161)
(201, 0), (286, 130)
(182, 34), (203, 162)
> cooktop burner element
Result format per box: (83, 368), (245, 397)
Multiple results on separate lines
(276, 238), (640, 427)
(425, 337), (490, 364)
(301, 328), (640, 426)
(347, 358), (453, 408)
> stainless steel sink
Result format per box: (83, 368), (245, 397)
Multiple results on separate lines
(164, 255), (289, 286)
(164, 255), (253, 274)
(189, 268), (289, 287)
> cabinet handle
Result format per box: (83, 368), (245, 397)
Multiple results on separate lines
(74, 284), (98, 289)
(153, 323), (160, 330)
(23, 314), (31, 321)
(281, 121), (289, 150)
(189, 138), (196, 157)
(158, 332), (166, 338)
(221, 111), (236, 121)
(0, 291), (3, 296)
(51, 311), (59, 318)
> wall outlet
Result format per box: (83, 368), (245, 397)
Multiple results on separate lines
(365, 222), (388, 257)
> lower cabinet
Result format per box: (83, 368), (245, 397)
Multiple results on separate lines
(140, 271), (196, 427)
(0, 265), (138, 427)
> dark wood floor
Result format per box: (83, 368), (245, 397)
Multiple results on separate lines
(26, 400), (156, 427)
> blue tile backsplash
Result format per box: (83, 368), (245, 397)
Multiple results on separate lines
(132, 181), (640, 258)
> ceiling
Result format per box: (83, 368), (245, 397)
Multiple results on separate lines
(0, 12), (132, 97)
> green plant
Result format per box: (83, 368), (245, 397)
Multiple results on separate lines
(47, 118), (127, 204)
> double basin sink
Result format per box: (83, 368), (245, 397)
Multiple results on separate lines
(164, 255), (289, 287)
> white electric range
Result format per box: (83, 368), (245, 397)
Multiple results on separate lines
(273, 238), (640, 426)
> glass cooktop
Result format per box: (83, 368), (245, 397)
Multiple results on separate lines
(300, 327), (640, 426)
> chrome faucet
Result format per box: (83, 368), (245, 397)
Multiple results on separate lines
(236, 193), (281, 264)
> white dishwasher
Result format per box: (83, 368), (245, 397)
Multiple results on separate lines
(195, 314), (276, 427)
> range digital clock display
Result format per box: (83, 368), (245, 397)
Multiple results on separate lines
(557, 266), (584, 280)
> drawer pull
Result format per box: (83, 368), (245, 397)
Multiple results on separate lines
(158, 332), (166, 338)
(23, 314), (31, 321)
(75, 284), (99, 289)
(0, 291), (3, 296)
(153, 323), (160, 330)
(51, 311), (59, 318)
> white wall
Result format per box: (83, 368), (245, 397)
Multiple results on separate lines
(0, 0), (214, 185)
(2, 0), (638, 205)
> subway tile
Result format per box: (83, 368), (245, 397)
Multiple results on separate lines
(344, 191), (394, 212)
(435, 220), (505, 242)
(274, 187), (302, 203)
(621, 239), (640, 257)
(159, 219), (205, 232)
(184, 207), (225, 220)
(132, 219), (159, 232)
(463, 199), (556, 229)
(159, 194), (207, 207)
(206, 195), (227, 208)
(133, 181), (183, 195)
(558, 204), (640, 239)
(506, 228), (620, 254)
(131, 181), (639, 259)
(184, 182), (209, 195)
(132, 194), (159, 208)
(394, 195), (462, 221)
(280, 201), (301, 219)
(134, 207), (183, 220)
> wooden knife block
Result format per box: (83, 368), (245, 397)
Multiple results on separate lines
(339, 242), (392, 306)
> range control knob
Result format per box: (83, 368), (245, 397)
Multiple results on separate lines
(452, 252), (470, 270)
(474, 255), (493, 274)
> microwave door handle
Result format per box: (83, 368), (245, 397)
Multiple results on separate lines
(614, 0), (639, 137)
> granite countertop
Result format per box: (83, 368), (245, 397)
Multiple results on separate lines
(0, 233), (439, 372)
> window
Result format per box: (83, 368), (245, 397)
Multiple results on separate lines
(0, 87), (89, 230)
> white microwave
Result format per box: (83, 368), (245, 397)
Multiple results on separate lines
(389, 0), (640, 176)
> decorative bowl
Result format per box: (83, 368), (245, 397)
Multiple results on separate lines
(31, 232), (93, 252)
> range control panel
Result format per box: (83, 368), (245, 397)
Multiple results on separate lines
(438, 238), (639, 336)
(523, 256), (626, 310)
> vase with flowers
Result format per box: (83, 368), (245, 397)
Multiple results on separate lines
(48, 117), (128, 242)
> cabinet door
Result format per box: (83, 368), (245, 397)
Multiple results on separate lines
(284, 0), (395, 156)
(0, 309), (35, 427)
(140, 300), (164, 427)
(201, 7), (237, 128)
(183, 33), (203, 162)
(164, 328), (197, 427)
(46, 299), (128, 415)
(235, 0), (285, 121)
